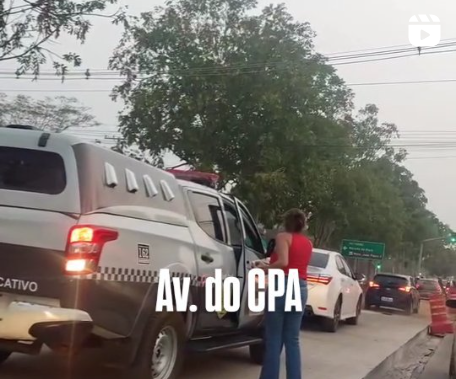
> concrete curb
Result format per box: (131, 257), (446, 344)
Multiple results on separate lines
(417, 334), (452, 379)
(362, 326), (430, 379)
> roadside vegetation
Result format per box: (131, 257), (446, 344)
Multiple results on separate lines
(1, 0), (454, 276)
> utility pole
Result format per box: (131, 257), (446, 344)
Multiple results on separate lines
(417, 236), (453, 276)
(417, 242), (424, 276)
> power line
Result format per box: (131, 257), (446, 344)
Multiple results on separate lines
(0, 48), (452, 80)
(64, 129), (456, 136)
(5, 75), (456, 93)
(0, 40), (455, 81)
(407, 155), (456, 160)
(0, 38), (453, 77)
(63, 133), (456, 150)
(0, 88), (112, 92)
(323, 37), (456, 57)
(332, 47), (456, 66)
(350, 78), (456, 87)
(327, 41), (456, 61)
(1, 48), (456, 83)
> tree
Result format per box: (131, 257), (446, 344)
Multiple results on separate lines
(425, 246), (456, 278)
(110, 0), (451, 271)
(304, 104), (406, 248)
(0, 93), (100, 131)
(0, 0), (123, 75)
(110, 0), (353, 226)
(110, 0), (352, 184)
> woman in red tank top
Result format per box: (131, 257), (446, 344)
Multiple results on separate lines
(257, 209), (313, 379)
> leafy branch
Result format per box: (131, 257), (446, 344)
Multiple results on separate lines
(0, 0), (126, 76)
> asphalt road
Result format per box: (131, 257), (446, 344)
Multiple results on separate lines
(1, 304), (430, 379)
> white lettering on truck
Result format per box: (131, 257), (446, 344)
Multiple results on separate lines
(0, 277), (38, 292)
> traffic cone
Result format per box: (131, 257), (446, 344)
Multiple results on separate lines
(429, 294), (454, 336)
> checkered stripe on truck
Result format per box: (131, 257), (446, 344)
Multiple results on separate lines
(73, 267), (210, 287)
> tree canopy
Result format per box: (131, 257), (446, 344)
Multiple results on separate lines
(0, 93), (100, 131)
(110, 0), (453, 275)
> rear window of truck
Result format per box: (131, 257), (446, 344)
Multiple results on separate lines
(0, 147), (66, 195)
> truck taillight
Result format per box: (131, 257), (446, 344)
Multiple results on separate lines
(308, 274), (332, 285)
(65, 226), (118, 274)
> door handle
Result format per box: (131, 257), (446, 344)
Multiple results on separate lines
(201, 253), (214, 264)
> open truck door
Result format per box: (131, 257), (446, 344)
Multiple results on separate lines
(233, 197), (266, 328)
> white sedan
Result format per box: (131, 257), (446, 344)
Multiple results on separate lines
(305, 248), (363, 332)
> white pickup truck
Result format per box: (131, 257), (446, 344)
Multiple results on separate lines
(0, 125), (266, 379)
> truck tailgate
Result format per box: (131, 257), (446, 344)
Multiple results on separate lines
(0, 206), (77, 298)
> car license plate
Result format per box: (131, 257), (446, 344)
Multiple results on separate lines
(381, 296), (393, 303)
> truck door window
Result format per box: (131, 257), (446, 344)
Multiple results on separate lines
(223, 201), (243, 246)
(189, 191), (226, 243)
(240, 209), (264, 255)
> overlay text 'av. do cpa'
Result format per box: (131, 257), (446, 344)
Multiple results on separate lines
(155, 268), (304, 313)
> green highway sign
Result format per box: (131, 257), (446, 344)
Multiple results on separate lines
(341, 239), (385, 260)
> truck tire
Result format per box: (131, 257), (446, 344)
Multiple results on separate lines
(129, 312), (186, 379)
(321, 297), (342, 333)
(0, 350), (11, 366)
(249, 341), (265, 365)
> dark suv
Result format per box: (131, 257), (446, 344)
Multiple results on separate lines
(365, 273), (420, 315)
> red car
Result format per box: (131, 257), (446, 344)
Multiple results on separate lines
(416, 278), (443, 300)
(447, 298), (456, 378)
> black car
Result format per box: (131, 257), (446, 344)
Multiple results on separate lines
(365, 273), (420, 315)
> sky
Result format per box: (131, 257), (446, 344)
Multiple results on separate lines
(2, 0), (456, 228)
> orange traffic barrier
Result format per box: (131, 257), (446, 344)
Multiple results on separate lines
(429, 294), (454, 336)
(447, 287), (456, 321)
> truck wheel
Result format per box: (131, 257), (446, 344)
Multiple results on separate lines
(0, 350), (11, 366)
(249, 341), (265, 365)
(131, 312), (185, 379)
(321, 297), (342, 333)
(346, 297), (362, 325)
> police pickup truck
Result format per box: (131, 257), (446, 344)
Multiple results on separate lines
(0, 125), (265, 378)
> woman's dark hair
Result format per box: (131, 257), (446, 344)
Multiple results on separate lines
(283, 208), (307, 233)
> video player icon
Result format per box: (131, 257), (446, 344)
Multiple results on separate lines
(408, 15), (441, 47)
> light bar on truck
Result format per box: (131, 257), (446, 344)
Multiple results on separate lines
(166, 169), (220, 189)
